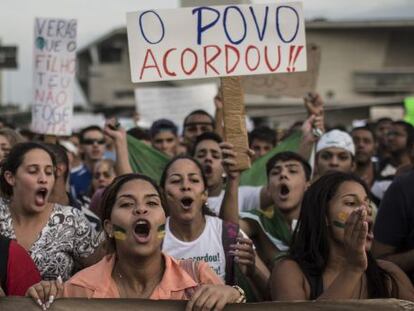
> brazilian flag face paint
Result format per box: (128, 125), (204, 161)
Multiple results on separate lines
(157, 224), (166, 239)
(333, 211), (348, 229)
(112, 224), (127, 241)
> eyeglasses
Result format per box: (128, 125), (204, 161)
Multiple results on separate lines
(82, 138), (106, 145)
(94, 172), (113, 179)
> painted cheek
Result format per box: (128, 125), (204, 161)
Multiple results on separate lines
(112, 223), (128, 241)
(332, 211), (349, 229)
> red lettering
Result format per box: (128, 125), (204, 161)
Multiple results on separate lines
(264, 45), (281, 72)
(225, 45), (240, 74)
(163, 48), (177, 77)
(180, 48), (198, 76)
(203, 45), (221, 75)
(139, 49), (162, 80)
(245, 45), (260, 72)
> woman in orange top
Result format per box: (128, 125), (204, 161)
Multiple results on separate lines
(27, 173), (245, 310)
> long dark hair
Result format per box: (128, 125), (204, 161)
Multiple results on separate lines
(0, 142), (57, 197)
(159, 155), (214, 216)
(290, 172), (396, 298)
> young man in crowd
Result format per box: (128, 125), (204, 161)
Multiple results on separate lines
(239, 152), (311, 268)
(379, 120), (413, 178)
(249, 126), (277, 162)
(351, 126), (379, 188)
(374, 117), (393, 162)
(70, 125), (106, 200)
(182, 110), (215, 151)
(192, 132), (271, 215)
(149, 119), (179, 158)
(314, 129), (355, 178)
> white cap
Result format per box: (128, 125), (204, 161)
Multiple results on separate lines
(316, 129), (355, 156)
(59, 140), (78, 156)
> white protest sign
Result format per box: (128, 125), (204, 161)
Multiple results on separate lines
(127, 2), (306, 83)
(134, 84), (217, 126)
(32, 18), (77, 136)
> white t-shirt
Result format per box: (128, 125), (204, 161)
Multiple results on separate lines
(162, 215), (226, 280)
(207, 186), (262, 216)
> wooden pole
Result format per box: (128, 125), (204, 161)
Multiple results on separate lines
(221, 76), (251, 171)
(44, 135), (57, 144)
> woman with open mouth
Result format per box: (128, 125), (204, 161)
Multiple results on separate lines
(0, 142), (101, 281)
(27, 173), (245, 310)
(270, 172), (414, 301)
(160, 155), (258, 289)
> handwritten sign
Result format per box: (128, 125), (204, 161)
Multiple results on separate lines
(242, 44), (320, 98)
(134, 83), (216, 126)
(127, 2), (306, 83)
(31, 18), (77, 136)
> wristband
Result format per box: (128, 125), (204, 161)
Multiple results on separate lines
(232, 285), (246, 303)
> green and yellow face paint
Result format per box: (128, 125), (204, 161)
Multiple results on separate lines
(157, 224), (166, 239)
(112, 224), (127, 241)
(333, 211), (348, 229)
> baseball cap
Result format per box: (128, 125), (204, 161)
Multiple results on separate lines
(316, 129), (355, 156)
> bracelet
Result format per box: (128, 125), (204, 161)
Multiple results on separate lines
(232, 285), (246, 303)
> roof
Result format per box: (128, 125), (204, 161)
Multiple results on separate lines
(306, 19), (414, 29)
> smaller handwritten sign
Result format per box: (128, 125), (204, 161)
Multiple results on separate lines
(134, 84), (217, 126)
(31, 18), (77, 136)
(242, 44), (321, 98)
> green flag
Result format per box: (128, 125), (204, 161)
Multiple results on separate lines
(404, 97), (414, 126)
(127, 135), (169, 183)
(240, 131), (302, 186)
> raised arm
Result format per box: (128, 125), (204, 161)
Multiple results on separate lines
(104, 119), (133, 175)
(218, 142), (240, 225)
(298, 92), (325, 161)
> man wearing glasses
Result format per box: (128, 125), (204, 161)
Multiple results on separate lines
(70, 125), (106, 201)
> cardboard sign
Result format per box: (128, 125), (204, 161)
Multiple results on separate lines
(134, 83), (217, 127)
(126, 2), (306, 83)
(242, 44), (320, 98)
(31, 18), (77, 136)
(1, 297), (413, 311)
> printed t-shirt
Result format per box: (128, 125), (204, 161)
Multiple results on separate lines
(163, 215), (226, 280)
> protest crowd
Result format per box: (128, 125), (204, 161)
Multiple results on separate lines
(1, 90), (414, 310)
(1, 3), (414, 311)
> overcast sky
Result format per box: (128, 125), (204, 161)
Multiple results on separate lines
(1, 0), (413, 108)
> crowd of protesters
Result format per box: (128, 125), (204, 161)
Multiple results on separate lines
(0, 91), (413, 310)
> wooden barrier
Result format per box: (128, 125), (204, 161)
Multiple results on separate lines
(1, 297), (413, 311)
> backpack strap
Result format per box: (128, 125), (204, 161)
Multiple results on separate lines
(221, 221), (239, 285)
(0, 236), (11, 295)
(179, 259), (201, 299)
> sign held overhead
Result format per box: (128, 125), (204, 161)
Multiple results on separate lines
(126, 2), (306, 83)
(31, 18), (77, 136)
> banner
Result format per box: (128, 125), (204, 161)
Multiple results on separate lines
(135, 83), (217, 126)
(242, 44), (320, 98)
(126, 2), (306, 83)
(1, 297), (412, 311)
(32, 18), (77, 136)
